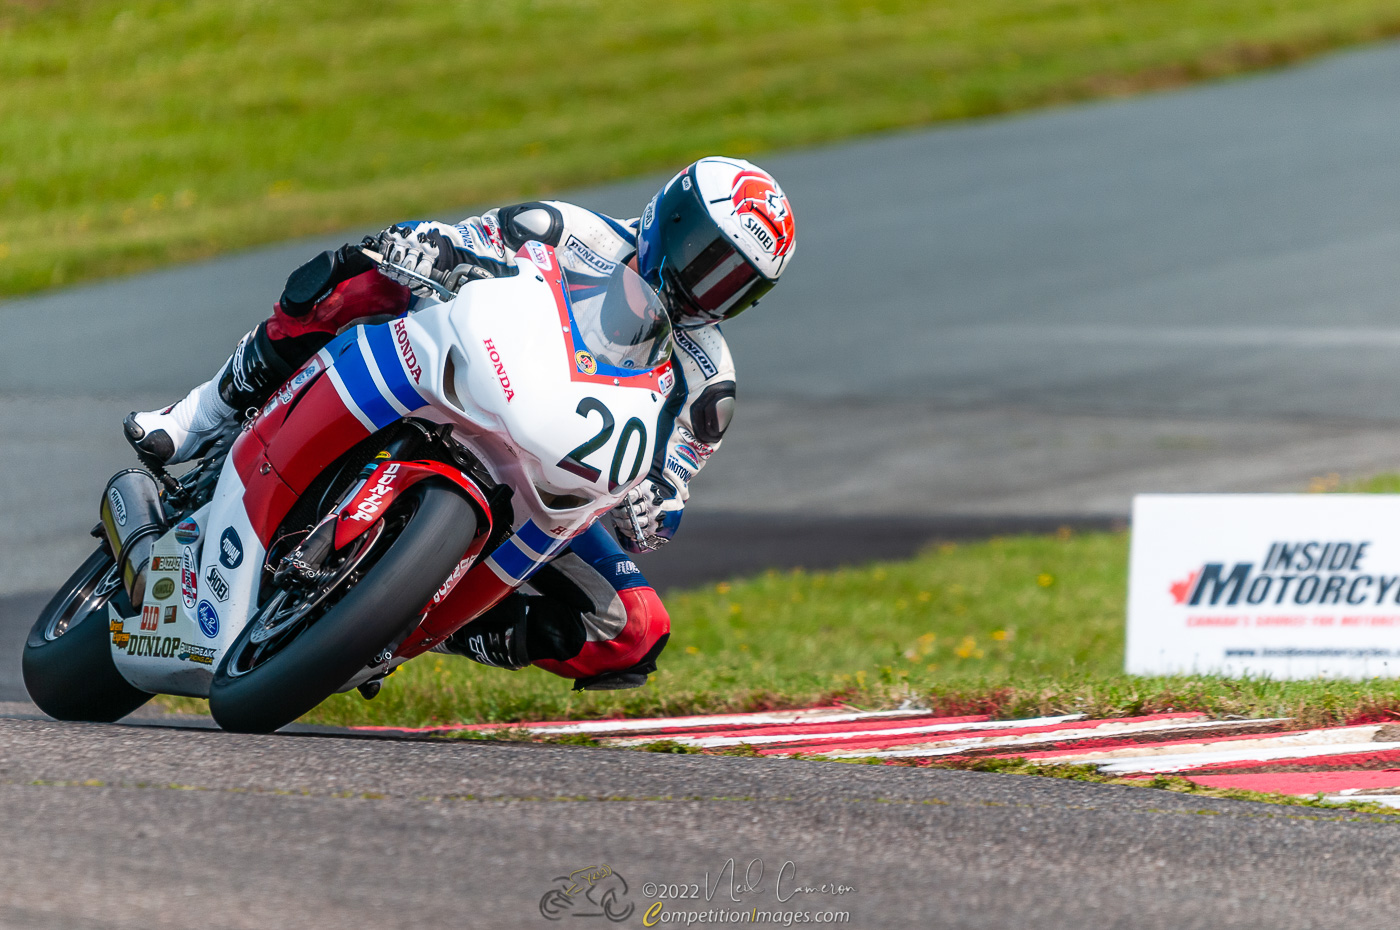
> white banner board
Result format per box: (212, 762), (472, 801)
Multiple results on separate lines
(1127, 494), (1400, 679)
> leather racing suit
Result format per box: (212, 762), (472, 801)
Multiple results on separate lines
(263, 201), (738, 690)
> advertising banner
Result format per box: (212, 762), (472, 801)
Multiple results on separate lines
(1127, 494), (1400, 679)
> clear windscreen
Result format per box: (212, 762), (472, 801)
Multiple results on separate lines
(560, 252), (672, 371)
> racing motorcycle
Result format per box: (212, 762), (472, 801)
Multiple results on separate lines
(21, 242), (675, 732)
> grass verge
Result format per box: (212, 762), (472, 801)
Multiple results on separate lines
(160, 515), (1400, 729)
(8, 0), (1400, 295)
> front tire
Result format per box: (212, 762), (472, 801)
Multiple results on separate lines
(208, 480), (478, 733)
(22, 549), (153, 722)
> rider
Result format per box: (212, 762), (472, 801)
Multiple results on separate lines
(124, 157), (796, 691)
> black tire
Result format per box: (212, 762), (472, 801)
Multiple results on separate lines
(208, 480), (478, 733)
(22, 549), (153, 722)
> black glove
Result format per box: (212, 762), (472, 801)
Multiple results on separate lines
(279, 244), (377, 317)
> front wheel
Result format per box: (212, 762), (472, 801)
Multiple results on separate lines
(208, 479), (478, 733)
(22, 549), (153, 722)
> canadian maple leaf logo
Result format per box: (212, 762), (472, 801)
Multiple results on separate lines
(1169, 570), (1199, 605)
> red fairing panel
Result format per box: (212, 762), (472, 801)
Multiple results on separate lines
(263, 374), (372, 494)
(333, 460), (492, 550)
(395, 566), (518, 660)
(231, 359), (370, 548)
(230, 427), (298, 549)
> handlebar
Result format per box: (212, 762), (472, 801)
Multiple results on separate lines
(359, 247), (456, 302)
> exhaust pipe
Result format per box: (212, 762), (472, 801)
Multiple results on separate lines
(100, 469), (167, 607)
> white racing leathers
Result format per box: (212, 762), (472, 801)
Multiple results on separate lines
(395, 200), (737, 545)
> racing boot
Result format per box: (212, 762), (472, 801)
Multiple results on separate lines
(432, 594), (586, 670)
(124, 323), (295, 466)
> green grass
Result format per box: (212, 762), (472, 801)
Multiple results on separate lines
(155, 521), (1400, 729)
(8, 0), (1400, 295)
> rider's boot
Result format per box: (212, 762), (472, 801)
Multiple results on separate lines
(432, 594), (586, 670)
(124, 323), (295, 466)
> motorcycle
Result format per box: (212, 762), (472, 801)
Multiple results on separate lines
(22, 241), (675, 732)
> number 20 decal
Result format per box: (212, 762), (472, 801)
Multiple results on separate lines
(557, 397), (648, 490)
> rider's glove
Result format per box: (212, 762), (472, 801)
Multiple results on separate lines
(610, 479), (683, 553)
(375, 221), (513, 298)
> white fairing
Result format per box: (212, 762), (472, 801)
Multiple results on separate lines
(108, 247), (668, 696)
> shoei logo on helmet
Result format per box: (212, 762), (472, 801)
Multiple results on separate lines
(730, 170), (793, 259)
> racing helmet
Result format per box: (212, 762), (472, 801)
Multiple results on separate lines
(636, 157), (795, 329)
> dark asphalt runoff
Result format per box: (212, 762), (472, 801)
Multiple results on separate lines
(4, 39), (1400, 929)
(0, 713), (1397, 930)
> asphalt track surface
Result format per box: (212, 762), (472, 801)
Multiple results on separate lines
(4, 42), (1400, 928)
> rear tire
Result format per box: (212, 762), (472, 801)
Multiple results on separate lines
(208, 480), (478, 733)
(22, 549), (153, 722)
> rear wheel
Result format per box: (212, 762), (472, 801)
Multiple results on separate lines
(208, 480), (478, 733)
(22, 549), (153, 722)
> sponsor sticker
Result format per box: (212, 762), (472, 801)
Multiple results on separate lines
(526, 240), (553, 271)
(140, 605), (159, 632)
(110, 617), (129, 649)
(174, 519), (200, 545)
(657, 368), (675, 395)
(163, 606), (177, 624)
(729, 169), (794, 259)
(564, 235), (616, 275)
(196, 601), (219, 638)
(219, 527), (243, 569)
(108, 488), (128, 527)
(483, 339), (515, 402)
(392, 318), (423, 383)
(152, 555), (181, 572)
(177, 641), (216, 666)
(151, 577), (175, 601)
(431, 555), (477, 607)
(673, 445), (701, 470)
(181, 547), (197, 608)
(1129, 494), (1400, 679)
(673, 330), (717, 379)
(124, 634), (182, 659)
(348, 462), (401, 524)
(575, 350), (598, 376)
(204, 566), (230, 602)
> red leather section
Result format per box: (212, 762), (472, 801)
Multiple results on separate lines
(264, 270), (410, 341)
(534, 585), (671, 680)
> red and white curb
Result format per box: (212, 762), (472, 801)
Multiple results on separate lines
(357, 707), (1400, 808)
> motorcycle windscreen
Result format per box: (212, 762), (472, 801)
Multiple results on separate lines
(561, 259), (672, 372)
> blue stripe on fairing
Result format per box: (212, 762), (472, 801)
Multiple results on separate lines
(488, 537), (535, 581)
(334, 341), (400, 429)
(514, 520), (556, 556)
(365, 324), (427, 411)
(321, 327), (361, 360)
